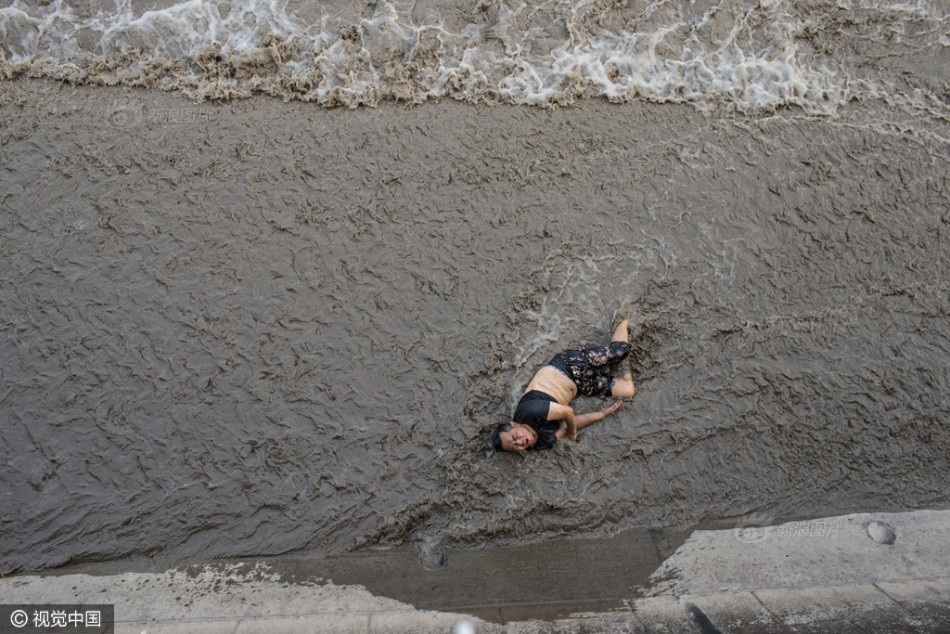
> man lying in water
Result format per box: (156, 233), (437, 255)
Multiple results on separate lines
(491, 317), (636, 452)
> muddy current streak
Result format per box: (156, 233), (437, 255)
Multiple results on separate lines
(1, 0), (949, 574)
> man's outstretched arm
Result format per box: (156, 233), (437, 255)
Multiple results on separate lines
(553, 401), (624, 441)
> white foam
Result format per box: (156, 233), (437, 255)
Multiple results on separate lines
(1, 0), (946, 110)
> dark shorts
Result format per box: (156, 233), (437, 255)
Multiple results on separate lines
(548, 341), (631, 398)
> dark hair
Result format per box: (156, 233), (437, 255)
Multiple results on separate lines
(490, 422), (514, 451)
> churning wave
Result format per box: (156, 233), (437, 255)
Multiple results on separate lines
(1, 0), (944, 110)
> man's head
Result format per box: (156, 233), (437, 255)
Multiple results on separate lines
(491, 422), (536, 452)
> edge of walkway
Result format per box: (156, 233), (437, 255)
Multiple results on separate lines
(2, 510), (948, 633)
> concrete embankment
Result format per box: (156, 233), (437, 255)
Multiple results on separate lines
(2, 510), (948, 633)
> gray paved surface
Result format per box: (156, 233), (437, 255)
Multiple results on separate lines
(2, 511), (948, 633)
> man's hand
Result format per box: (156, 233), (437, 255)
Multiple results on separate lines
(599, 400), (623, 420)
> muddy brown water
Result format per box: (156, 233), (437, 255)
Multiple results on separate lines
(1, 74), (948, 573)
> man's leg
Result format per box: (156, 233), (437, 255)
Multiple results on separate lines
(560, 317), (636, 397)
(579, 318), (632, 368)
(612, 317), (630, 343)
(610, 317), (635, 398)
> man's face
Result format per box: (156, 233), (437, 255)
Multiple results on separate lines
(500, 423), (536, 452)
